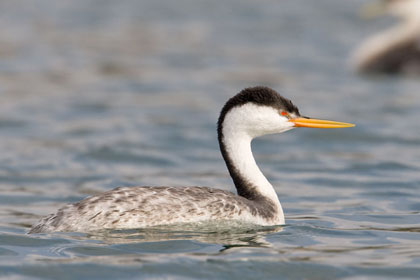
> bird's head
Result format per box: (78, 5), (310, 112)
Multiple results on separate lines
(218, 87), (354, 140)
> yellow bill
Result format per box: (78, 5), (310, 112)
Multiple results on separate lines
(290, 118), (355, 129)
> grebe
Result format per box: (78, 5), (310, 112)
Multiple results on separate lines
(352, 0), (420, 74)
(29, 87), (354, 233)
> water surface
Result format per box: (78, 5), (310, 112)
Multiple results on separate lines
(0, 0), (420, 279)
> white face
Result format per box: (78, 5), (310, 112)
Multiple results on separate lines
(222, 103), (297, 139)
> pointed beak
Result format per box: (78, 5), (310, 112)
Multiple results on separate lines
(289, 118), (355, 129)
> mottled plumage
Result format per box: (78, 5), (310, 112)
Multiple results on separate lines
(29, 186), (277, 233)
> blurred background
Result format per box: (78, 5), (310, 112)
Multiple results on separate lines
(0, 0), (420, 279)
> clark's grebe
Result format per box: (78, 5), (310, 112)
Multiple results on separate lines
(352, 0), (420, 74)
(29, 87), (354, 233)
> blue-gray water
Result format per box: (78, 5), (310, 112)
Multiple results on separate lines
(1, 0), (420, 279)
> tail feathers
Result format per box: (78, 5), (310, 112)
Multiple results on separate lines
(28, 214), (56, 234)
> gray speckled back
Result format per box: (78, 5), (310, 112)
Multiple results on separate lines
(29, 186), (278, 233)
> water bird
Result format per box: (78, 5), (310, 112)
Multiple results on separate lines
(29, 87), (354, 233)
(352, 0), (420, 75)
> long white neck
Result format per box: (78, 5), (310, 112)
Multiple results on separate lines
(223, 131), (280, 203)
(218, 105), (285, 219)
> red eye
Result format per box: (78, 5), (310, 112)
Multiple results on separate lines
(281, 111), (288, 116)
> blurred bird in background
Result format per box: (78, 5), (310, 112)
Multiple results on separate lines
(351, 0), (420, 75)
